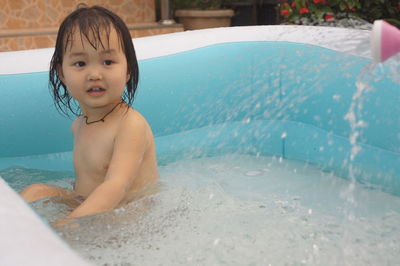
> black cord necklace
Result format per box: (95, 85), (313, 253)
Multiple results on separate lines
(83, 100), (124, 125)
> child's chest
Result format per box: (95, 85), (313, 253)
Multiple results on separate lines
(73, 125), (117, 174)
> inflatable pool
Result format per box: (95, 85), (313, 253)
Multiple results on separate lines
(0, 26), (399, 265)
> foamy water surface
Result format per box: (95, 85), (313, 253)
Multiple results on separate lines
(2, 154), (400, 265)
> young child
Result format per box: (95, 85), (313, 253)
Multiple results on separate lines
(20, 5), (158, 225)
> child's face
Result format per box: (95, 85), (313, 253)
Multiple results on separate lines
(59, 26), (129, 113)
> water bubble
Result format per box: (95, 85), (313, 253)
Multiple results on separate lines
(245, 170), (263, 176)
(350, 145), (361, 161)
(332, 94), (341, 101)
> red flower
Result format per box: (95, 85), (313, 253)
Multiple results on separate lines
(346, 5), (356, 11)
(324, 13), (335, 22)
(313, 0), (327, 4)
(299, 8), (309, 14)
(281, 9), (290, 16)
(291, 2), (296, 7)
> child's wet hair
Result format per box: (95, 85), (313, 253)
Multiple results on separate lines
(49, 4), (139, 117)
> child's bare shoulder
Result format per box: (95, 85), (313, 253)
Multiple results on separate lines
(122, 108), (148, 125)
(119, 108), (152, 137)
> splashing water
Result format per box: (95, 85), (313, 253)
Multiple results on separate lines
(343, 64), (375, 204)
(3, 154), (400, 266)
(340, 39), (399, 257)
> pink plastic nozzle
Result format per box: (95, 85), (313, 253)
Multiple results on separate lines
(371, 20), (400, 63)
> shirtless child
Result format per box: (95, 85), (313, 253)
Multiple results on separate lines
(20, 5), (158, 225)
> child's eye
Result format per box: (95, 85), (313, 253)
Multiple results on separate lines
(74, 61), (85, 67)
(103, 60), (113, 66)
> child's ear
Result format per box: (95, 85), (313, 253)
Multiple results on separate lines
(126, 73), (130, 83)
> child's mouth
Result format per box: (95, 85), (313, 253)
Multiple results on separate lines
(87, 87), (105, 96)
(88, 87), (105, 92)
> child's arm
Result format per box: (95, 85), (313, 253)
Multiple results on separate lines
(20, 184), (75, 203)
(64, 113), (149, 221)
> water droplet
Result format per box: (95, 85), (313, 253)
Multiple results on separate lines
(246, 170), (262, 176)
(332, 94), (341, 101)
(313, 115), (321, 121)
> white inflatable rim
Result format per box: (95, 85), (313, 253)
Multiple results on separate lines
(0, 25), (371, 75)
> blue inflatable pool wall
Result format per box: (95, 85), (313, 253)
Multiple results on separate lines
(0, 26), (399, 196)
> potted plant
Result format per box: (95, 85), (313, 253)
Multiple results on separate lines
(173, 0), (235, 30)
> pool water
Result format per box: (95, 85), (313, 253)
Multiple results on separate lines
(2, 153), (399, 265)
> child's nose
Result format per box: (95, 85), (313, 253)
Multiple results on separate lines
(87, 67), (102, 81)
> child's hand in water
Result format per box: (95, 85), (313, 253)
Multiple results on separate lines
(51, 216), (79, 230)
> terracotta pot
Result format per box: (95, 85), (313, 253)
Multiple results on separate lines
(175, 9), (234, 30)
